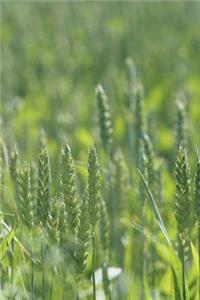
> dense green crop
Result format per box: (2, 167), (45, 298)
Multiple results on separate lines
(1, 2), (200, 300)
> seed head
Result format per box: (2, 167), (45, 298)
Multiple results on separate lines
(99, 197), (109, 259)
(9, 147), (19, 183)
(61, 144), (79, 236)
(87, 145), (101, 234)
(175, 144), (191, 243)
(37, 143), (51, 228)
(75, 190), (91, 275)
(195, 157), (200, 228)
(96, 84), (113, 157)
(176, 94), (187, 150)
(18, 163), (34, 228)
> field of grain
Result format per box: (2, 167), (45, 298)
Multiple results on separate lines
(1, 2), (200, 300)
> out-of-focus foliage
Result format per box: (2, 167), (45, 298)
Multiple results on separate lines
(1, 1), (200, 159)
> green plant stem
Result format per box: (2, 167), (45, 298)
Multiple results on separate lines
(92, 236), (96, 300)
(102, 262), (111, 300)
(151, 246), (156, 300)
(76, 279), (80, 300)
(198, 229), (200, 300)
(140, 214), (145, 300)
(108, 159), (115, 253)
(180, 242), (186, 300)
(41, 238), (46, 300)
(31, 247), (34, 300)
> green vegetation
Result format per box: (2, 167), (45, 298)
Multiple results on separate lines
(0, 1), (200, 299)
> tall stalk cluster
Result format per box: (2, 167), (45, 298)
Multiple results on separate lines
(3, 140), (106, 299)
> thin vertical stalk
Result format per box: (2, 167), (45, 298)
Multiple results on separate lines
(41, 238), (46, 300)
(180, 242), (186, 300)
(31, 247), (34, 300)
(102, 262), (111, 300)
(151, 247), (156, 300)
(140, 214), (145, 300)
(76, 279), (80, 300)
(92, 236), (96, 300)
(198, 229), (200, 300)
(108, 159), (115, 248)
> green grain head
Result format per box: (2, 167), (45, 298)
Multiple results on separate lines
(61, 144), (79, 236)
(29, 161), (37, 224)
(194, 157), (200, 228)
(18, 163), (34, 228)
(0, 145), (5, 203)
(58, 197), (67, 246)
(125, 58), (137, 108)
(75, 189), (91, 275)
(87, 145), (101, 235)
(143, 134), (156, 188)
(96, 84), (113, 157)
(134, 84), (145, 165)
(138, 140), (148, 211)
(99, 197), (109, 259)
(176, 93), (187, 150)
(37, 143), (51, 228)
(125, 58), (137, 85)
(48, 196), (59, 242)
(175, 144), (191, 244)
(9, 147), (19, 183)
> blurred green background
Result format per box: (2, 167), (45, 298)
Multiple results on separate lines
(1, 1), (200, 158)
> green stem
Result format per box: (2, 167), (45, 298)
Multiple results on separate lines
(151, 246), (156, 300)
(102, 262), (111, 300)
(181, 242), (186, 300)
(31, 248), (34, 300)
(140, 213), (145, 300)
(107, 159), (116, 261)
(76, 279), (80, 300)
(198, 229), (200, 300)
(41, 238), (46, 300)
(92, 236), (96, 300)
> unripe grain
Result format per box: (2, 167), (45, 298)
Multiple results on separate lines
(195, 157), (200, 228)
(88, 145), (101, 235)
(175, 144), (191, 243)
(96, 84), (113, 157)
(37, 144), (51, 228)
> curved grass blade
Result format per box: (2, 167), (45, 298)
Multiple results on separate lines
(137, 168), (172, 247)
